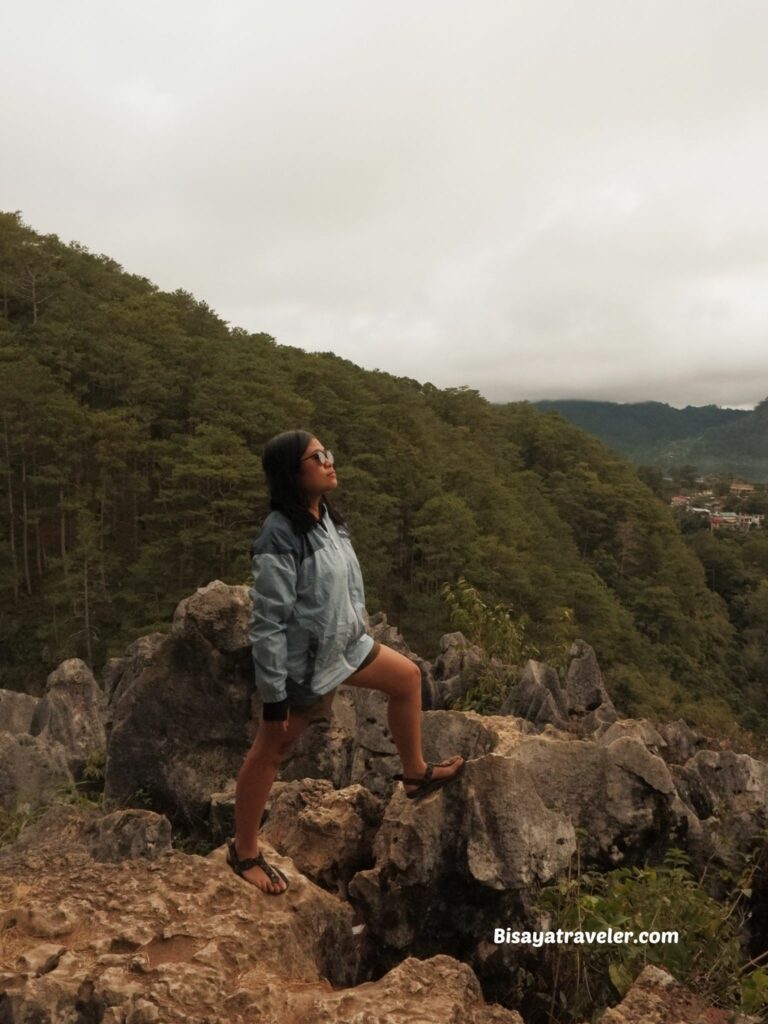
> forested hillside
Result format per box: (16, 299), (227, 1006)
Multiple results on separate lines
(533, 398), (768, 481)
(1, 212), (764, 737)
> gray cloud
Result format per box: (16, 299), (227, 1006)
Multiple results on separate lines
(3, 0), (768, 408)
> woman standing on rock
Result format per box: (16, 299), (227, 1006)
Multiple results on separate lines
(227, 430), (465, 894)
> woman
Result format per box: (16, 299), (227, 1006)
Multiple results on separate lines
(227, 430), (465, 894)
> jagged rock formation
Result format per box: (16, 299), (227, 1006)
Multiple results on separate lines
(594, 963), (759, 1023)
(1, 580), (766, 1022)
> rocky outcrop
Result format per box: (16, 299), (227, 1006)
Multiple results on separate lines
(502, 641), (619, 733)
(101, 633), (167, 713)
(0, 690), (39, 736)
(4, 582), (767, 1023)
(103, 616), (256, 827)
(349, 755), (576, 979)
(595, 962), (758, 1023)
(260, 779), (384, 893)
(431, 631), (490, 707)
(503, 733), (679, 866)
(0, 732), (73, 812)
(171, 579), (251, 653)
(0, 804), (515, 1024)
(28, 659), (106, 780)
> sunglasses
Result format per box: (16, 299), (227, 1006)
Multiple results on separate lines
(301, 448), (335, 467)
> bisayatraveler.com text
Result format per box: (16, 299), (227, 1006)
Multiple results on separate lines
(494, 927), (679, 948)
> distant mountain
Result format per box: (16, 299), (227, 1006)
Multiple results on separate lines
(531, 399), (768, 481)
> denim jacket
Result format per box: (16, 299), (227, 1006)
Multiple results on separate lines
(248, 504), (374, 719)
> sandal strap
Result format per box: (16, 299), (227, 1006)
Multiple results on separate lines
(227, 839), (280, 884)
(396, 763), (435, 786)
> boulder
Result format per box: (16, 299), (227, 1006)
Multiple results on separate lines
(593, 718), (667, 755)
(431, 631), (488, 707)
(103, 630), (254, 828)
(596, 963), (755, 1023)
(0, 689), (39, 735)
(171, 579), (251, 653)
(82, 808), (173, 863)
(101, 633), (167, 712)
(656, 718), (709, 765)
(0, 732), (73, 813)
(503, 734), (679, 867)
(501, 641), (618, 734)
(349, 754), (575, 975)
(261, 779), (384, 892)
(29, 659), (106, 780)
(501, 659), (569, 729)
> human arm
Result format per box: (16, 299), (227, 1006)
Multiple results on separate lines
(248, 543), (299, 724)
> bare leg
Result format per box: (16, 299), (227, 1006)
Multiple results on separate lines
(233, 712), (309, 892)
(344, 645), (464, 792)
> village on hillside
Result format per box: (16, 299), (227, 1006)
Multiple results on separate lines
(668, 477), (766, 530)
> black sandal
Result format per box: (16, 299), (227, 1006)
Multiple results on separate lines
(226, 837), (289, 894)
(393, 755), (465, 801)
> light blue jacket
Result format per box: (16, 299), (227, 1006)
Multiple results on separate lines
(248, 504), (374, 707)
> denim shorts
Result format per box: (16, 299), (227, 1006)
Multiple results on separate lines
(289, 641), (382, 722)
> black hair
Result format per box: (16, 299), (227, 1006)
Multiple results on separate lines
(261, 429), (346, 534)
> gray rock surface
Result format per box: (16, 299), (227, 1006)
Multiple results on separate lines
(29, 659), (106, 779)
(171, 579), (251, 653)
(349, 754), (575, 972)
(0, 690), (39, 736)
(431, 631), (489, 707)
(82, 808), (173, 862)
(0, 732), (73, 813)
(103, 629), (254, 827)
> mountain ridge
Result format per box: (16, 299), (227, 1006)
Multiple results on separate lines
(530, 398), (767, 480)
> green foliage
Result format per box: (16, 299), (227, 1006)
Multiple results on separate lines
(442, 576), (534, 665)
(82, 746), (106, 784)
(0, 210), (764, 737)
(534, 841), (768, 1021)
(0, 799), (42, 851)
(440, 577), (575, 713)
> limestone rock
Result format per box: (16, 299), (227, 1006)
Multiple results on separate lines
(171, 579), (251, 653)
(350, 755), (575, 967)
(501, 733), (679, 867)
(564, 640), (613, 712)
(594, 718), (667, 755)
(596, 963), (755, 1023)
(656, 718), (710, 765)
(296, 954), (523, 1023)
(0, 804), (358, 1024)
(82, 808), (173, 862)
(103, 630), (254, 827)
(432, 632), (488, 707)
(261, 778), (384, 891)
(29, 659), (106, 780)
(501, 659), (569, 729)
(501, 642), (618, 734)
(101, 633), (167, 712)
(677, 748), (768, 881)
(0, 689), (39, 735)
(0, 732), (73, 813)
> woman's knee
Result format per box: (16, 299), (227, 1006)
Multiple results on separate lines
(390, 656), (421, 698)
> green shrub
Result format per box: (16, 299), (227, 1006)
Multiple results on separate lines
(533, 837), (768, 1021)
(441, 577), (573, 713)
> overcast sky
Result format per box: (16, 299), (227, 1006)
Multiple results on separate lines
(3, 1), (767, 409)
